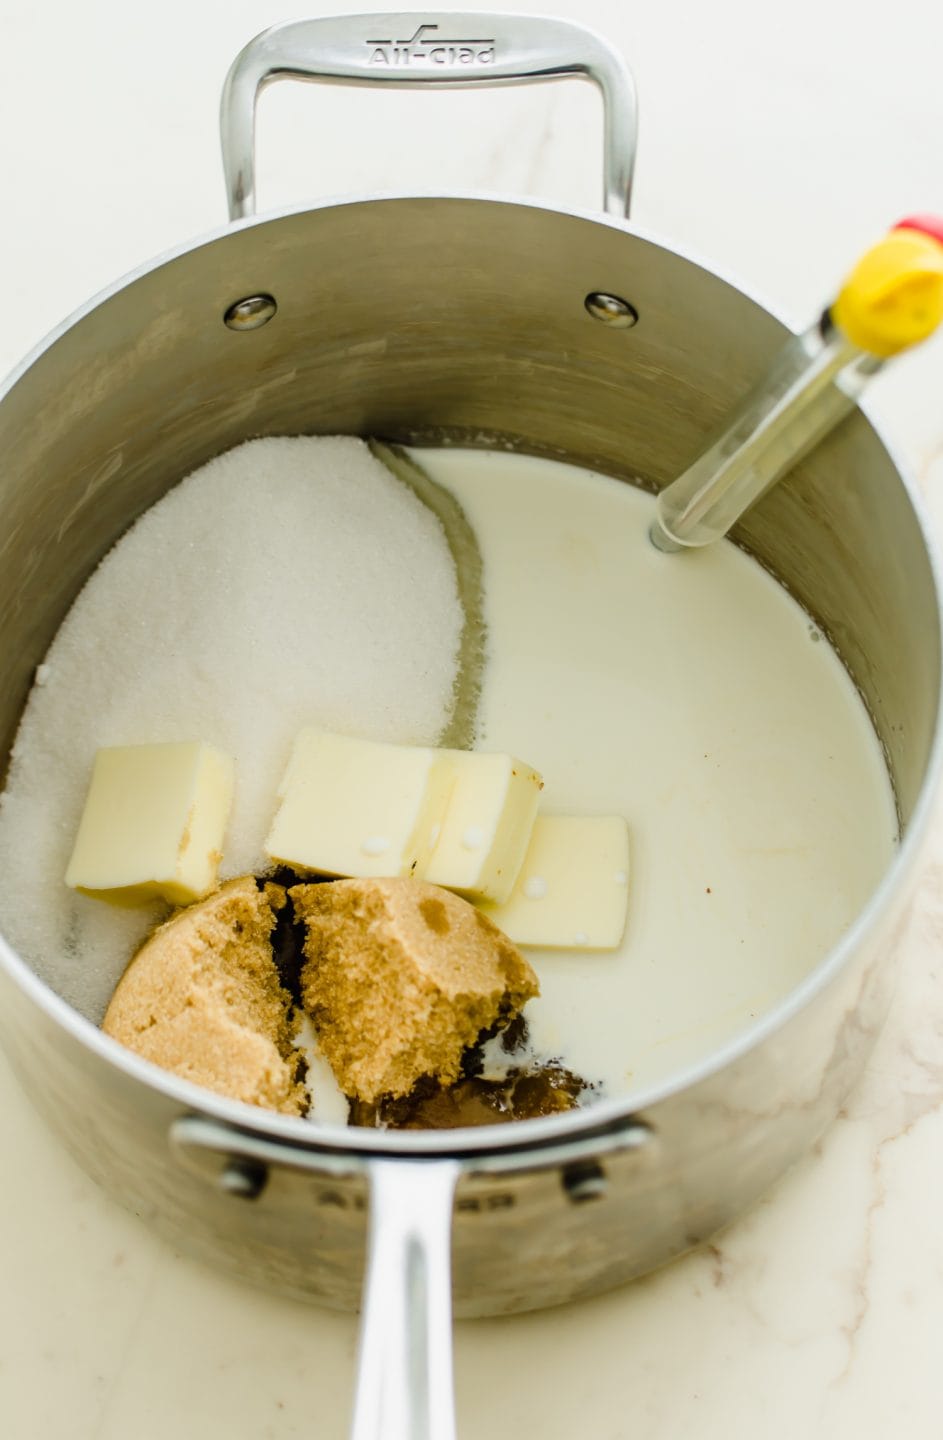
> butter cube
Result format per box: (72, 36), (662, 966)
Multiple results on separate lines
(66, 742), (234, 906)
(422, 750), (542, 903)
(480, 815), (630, 949)
(265, 729), (453, 878)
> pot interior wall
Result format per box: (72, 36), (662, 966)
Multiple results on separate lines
(0, 196), (938, 1022)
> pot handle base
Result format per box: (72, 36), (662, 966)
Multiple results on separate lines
(220, 13), (637, 222)
(351, 1157), (461, 1440)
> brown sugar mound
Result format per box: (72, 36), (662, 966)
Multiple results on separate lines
(291, 876), (539, 1104)
(102, 877), (306, 1116)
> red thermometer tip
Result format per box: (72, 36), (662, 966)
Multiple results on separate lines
(893, 215), (943, 247)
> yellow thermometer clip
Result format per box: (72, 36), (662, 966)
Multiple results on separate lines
(831, 221), (943, 358)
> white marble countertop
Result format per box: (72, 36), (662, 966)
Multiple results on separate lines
(2, 2), (943, 1436)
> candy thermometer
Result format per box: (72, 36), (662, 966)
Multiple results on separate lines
(650, 217), (943, 552)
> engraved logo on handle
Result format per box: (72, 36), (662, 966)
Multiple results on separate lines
(366, 22), (496, 67)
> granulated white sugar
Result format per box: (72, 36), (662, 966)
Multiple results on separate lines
(0, 436), (464, 1019)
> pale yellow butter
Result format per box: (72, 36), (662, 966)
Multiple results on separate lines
(65, 741), (234, 906)
(480, 815), (630, 949)
(265, 729), (453, 878)
(423, 750), (542, 903)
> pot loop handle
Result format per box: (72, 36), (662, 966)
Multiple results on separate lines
(220, 12), (638, 222)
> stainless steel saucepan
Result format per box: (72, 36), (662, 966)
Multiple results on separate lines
(0, 14), (939, 1440)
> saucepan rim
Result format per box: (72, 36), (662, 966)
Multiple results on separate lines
(1, 189), (940, 1159)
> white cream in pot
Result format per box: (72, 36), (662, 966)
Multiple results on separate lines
(414, 447), (898, 1099)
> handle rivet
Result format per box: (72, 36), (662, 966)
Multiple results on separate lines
(562, 1160), (607, 1203)
(219, 1157), (268, 1199)
(224, 294), (278, 330)
(585, 292), (638, 328)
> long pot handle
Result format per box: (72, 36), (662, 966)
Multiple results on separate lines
(171, 1114), (653, 1439)
(220, 12), (637, 222)
(351, 1157), (462, 1440)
